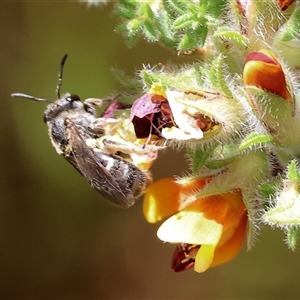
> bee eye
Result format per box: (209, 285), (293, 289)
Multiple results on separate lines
(67, 94), (81, 102)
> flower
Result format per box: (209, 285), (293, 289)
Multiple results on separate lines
(143, 177), (247, 273)
(243, 49), (292, 103)
(130, 83), (175, 139)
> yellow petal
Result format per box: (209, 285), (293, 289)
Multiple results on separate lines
(194, 244), (216, 273)
(157, 210), (223, 245)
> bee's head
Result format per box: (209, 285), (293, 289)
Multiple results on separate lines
(43, 93), (83, 123)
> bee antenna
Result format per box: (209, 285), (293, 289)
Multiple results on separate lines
(56, 54), (68, 99)
(11, 93), (49, 102)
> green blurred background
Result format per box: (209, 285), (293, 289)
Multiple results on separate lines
(1, 2), (300, 299)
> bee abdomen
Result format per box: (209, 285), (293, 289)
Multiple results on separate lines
(98, 153), (151, 198)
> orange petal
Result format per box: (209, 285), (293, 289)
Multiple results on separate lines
(193, 213), (247, 273)
(143, 177), (211, 223)
(178, 177), (211, 197)
(143, 178), (181, 223)
(193, 204), (247, 273)
(186, 189), (245, 229)
(210, 212), (248, 268)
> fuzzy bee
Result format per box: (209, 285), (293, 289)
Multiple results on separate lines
(11, 55), (153, 208)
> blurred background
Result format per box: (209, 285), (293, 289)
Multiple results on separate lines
(1, 1), (300, 299)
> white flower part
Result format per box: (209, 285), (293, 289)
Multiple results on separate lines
(163, 90), (204, 140)
(94, 117), (119, 136)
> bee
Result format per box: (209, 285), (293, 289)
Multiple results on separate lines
(11, 55), (152, 208)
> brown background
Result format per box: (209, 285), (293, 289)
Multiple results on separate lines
(1, 1), (300, 299)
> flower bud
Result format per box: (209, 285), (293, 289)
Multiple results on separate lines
(243, 49), (292, 103)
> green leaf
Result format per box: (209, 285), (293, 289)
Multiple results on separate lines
(178, 32), (198, 50)
(188, 147), (211, 173)
(140, 3), (155, 19)
(127, 19), (143, 32)
(259, 180), (281, 198)
(143, 20), (158, 42)
(287, 160), (300, 182)
(205, 157), (235, 170)
(213, 26), (249, 48)
(202, 0), (226, 17)
(173, 13), (194, 30)
(165, 0), (186, 15)
(209, 54), (232, 96)
(155, 11), (178, 47)
(115, 1), (137, 19)
(238, 133), (275, 151)
(115, 23), (138, 47)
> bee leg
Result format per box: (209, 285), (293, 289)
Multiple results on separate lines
(98, 136), (140, 155)
(100, 136), (165, 155)
(83, 98), (106, 115)
(84, 96), (119, 115)
(92, 117), (119, 135)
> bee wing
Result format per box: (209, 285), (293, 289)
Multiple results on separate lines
(65, 119), (135, 208)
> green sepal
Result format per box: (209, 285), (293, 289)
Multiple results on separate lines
(140, 69), (166, 89)
(286, 226), (300, 251)
(278, 7), (300, 42)
(205, 156), (235, 170)
(187, 147), (212, 173)
(263, 161), (300, 228)
(287, 160), (300, 182)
